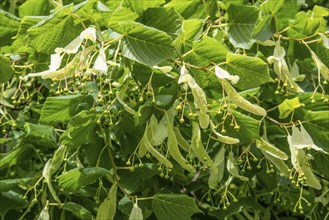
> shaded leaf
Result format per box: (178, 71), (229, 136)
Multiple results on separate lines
(24, 122), (56, 147)
(0, 55), (15, 84)
(59, 167), (111, 192)
(0, 191), (28, 217)
(39, 95), (93, 125)
(139, 7), (181, 35)
(0, 9), (20, 46)
(62, 202), (95, 219)
(152, 194), (202, 220)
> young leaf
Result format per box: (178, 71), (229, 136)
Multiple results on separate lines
(96, 184), (118, 220)
(278, 97), (303, 119)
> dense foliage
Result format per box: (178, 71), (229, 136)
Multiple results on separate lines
(1, 0), (329, 219)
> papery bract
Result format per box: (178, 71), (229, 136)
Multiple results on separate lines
(214, 65), (240, 84)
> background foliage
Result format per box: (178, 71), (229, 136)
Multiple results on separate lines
(0, 0), (329, 219)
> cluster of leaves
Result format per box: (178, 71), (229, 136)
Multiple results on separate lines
(1, 0), (329, 219)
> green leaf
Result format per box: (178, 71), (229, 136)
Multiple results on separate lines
(62, 202), (95, 219)
(0, 55), (15, 84)
(278, 97), (303, 119)
(223, 110), (260, 144)
(59, 167), (111, 192)
(252, 0), (284, 41)
(275, 0), (300, 30)
(132, 62), (174, 87)
(124, 0), (165, 15)
(225, 53), (273, 90)
(152, 194), (202, 220)
(39, 95), (93, 125)
(173, 19), (203, 54)
(0, 146), (31, 170)
(19, 0), (50, 17)
(12, 16), (44, 51)
(117, 21), (174, 66)
(0, 9), (20, 46)
(118, 163), (157, 194)
(209, 197), (264, 219)
(187, 36), (228, 67)
(227, 4), (259, 49)
(108, 6), (139, 32)
(164, 0), (205, 19)
(304, 110), (329, 151)
(0, 178), (33, 192)
(0, 191), (28, 217)
(60, 110), (97, 147)
(139, 7), (182, 36)
(27, 5), (78, 55)
(24, 122), (56, 147)
(287, 6), (328, 38)
(96, 184), (118, 220)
